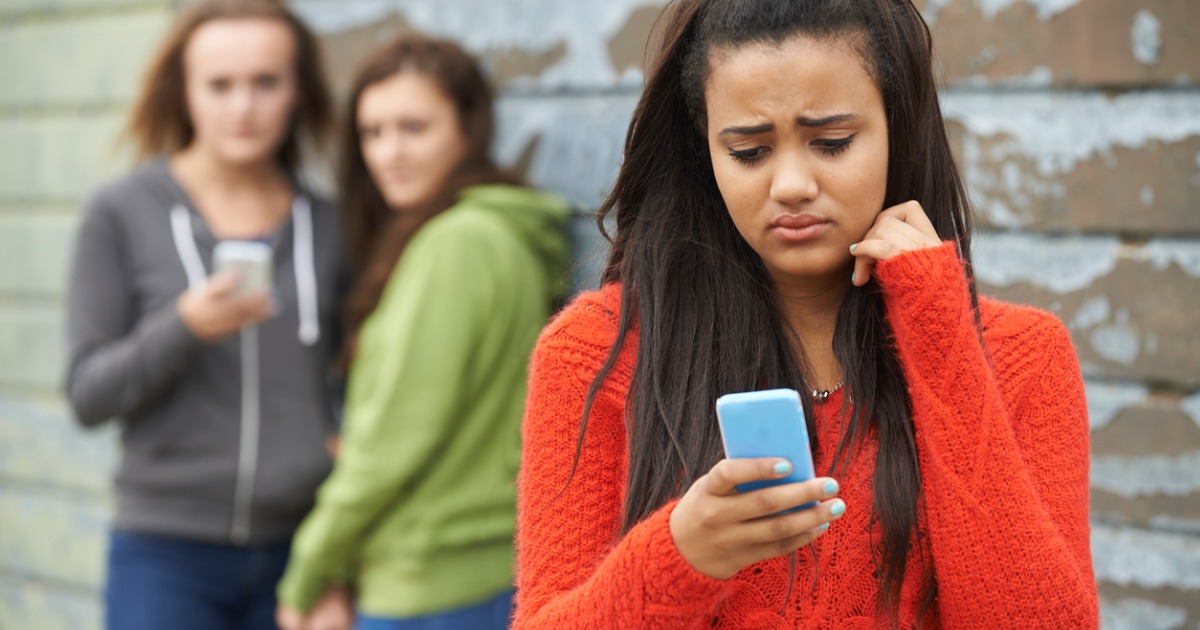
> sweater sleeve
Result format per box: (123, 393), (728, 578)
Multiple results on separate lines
(65, 193), (202, 427)
(277, 218), (495, 612)
(512, 300), (732, 628)
(875, 241), (1098, 627)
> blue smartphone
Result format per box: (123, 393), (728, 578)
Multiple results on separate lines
(716, 388), (817, 510)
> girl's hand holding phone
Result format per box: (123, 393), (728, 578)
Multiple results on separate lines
(177, 271), (274, 342)
(669, 460), (845, 581)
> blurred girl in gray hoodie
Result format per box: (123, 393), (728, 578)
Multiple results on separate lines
(64, 1), (351, 628)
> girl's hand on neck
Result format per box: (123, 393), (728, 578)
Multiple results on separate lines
(848, 200), (942, 287)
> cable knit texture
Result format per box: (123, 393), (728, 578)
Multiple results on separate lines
(514, 241), (1098, 629)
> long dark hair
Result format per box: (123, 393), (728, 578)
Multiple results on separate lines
(123, 0), (332, 173)
(579, 0), (976, 624)
(338, 35), (519, 368)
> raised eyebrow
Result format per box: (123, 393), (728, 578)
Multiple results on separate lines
(718, 123), (774, 138)
(796, 114), (857, 127)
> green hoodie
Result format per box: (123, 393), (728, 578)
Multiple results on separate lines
(278, 184), (570, 616)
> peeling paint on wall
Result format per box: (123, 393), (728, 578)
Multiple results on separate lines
(943, 92), (1200, 178)
(973, 0), (1082, 20)
(1148, 515), (1200, 536)
(1181, 391), (1200, 429)
(1099, 597), (1188, 630)
(1072, 296), (1110, 329)
(1092, 523), (1200, 590)
(1090, 309), (1140, 365)
(1091, 452), (1200, 498)
(1139, 239), (1200, 277)
(292, 0), (665, 89)
(971, 232), (1120, 293)
(1131, 9), (1162, 66)
(1084, 380), (1148, 430)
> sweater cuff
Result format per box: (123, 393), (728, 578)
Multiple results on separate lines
(635, 500), (732, 613)
(277, 556), (351, 613)
(874, 241), (970, 322)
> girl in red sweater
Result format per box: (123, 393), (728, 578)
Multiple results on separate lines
(515, 0), (1099, 627)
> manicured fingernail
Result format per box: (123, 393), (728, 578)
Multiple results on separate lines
(823, 480), (838, 496)
(830, 499), (846, 517)
(819, 522), (830, 531)
(850, 272), (856, 284)
(849, 243), (857, 252)
(774, 461), (791, 476)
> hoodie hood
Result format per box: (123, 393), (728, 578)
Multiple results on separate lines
(457, 183), (572, 304)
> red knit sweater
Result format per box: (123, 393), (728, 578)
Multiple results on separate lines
(514, 242), (1098, 629)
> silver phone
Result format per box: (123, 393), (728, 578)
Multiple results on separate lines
(212, 240), (272, 292)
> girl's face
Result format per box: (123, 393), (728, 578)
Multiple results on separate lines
(357, 72), (469, 213)
(705, 34), (889, 288)
(183, 18), (298, 167)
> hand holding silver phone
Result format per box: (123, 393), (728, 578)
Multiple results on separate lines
(212, 240), (272, 293)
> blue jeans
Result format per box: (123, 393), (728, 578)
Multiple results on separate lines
(105, 529), (290, 630)
(354, 589), (514, 630)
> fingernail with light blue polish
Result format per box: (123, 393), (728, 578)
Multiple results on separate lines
(819, 523), (830, 531)
(851, 272), (857, 284)
(849, 243), (857, 253)
(830, 499), (846, 517)
(774, 461), (791, 476)
(824, 480), (838, 496)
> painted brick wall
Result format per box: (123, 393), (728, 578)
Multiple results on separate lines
(297, 1), (1200, 627)
(0, 1), (172, 628)
(1, 1), (1195, 628)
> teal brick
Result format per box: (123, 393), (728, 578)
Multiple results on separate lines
(0, 113), (128, 201)
(0, 212), (77, 298)
(0, 398), (117, 494)
(0, 9), (170, 107)
(0, 485), (110, 590)
(0, 305), (64, 390)
(0, 574), (101, 630)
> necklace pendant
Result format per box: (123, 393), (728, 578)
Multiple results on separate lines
(809, 380), (843, 404)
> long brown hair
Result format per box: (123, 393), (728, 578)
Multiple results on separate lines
(123, 0), (333, 173)
(578, 0), (976, 625)
(338, 35), (518, 369)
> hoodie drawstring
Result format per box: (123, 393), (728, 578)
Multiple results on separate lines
(292, 196), (320, 346)
(167, 197), (320, 544)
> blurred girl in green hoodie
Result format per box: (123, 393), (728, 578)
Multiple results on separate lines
(276, 35), (570, 630)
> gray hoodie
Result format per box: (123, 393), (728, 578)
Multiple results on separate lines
(66, 159), (352, 546)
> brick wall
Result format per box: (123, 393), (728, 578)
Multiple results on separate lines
(301, 1), (1200, 627)
(0, 1), (171, 627)
(0, 1), (1195, 628)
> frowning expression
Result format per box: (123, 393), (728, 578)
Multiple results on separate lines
(705, 34), (889, 287)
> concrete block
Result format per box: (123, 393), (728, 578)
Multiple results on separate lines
(0, 304), (65, 391)
(0, 113), (129, 201)
(922, 0), (1198, 87)
(0, 574), (101, 630)
(0, 212), (77, 299)
(973, 233), (1200, 389)
(0, 9), (170, 107)
(0, 398), (117, 494)
(0, 485), (110, 590)
(943, 90), (1200, 234)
